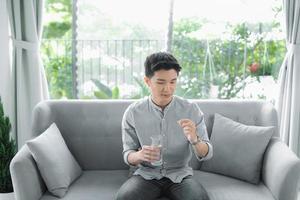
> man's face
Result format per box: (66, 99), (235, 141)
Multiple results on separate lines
(144, 69), (178, 107)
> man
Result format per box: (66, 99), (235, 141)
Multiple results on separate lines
(116, 52), (212, 200)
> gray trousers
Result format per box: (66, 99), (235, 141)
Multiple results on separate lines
(115, 175), (210, 200)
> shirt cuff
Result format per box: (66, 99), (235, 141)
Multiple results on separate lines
(123, 150), (137, 166)
(193, 141), (213, 161)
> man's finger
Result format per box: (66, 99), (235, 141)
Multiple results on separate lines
(142, 145), (152, 150)
(178, 119), (194, 126)
(181, 122), (193, 127)
(178, 118), (191, 124)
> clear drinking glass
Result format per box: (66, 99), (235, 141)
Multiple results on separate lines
(150, 135), (163, 166)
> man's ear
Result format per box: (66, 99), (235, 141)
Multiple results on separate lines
(144, 76), (151, 87)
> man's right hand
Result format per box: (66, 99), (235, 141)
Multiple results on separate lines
(128, 145), (161, 166)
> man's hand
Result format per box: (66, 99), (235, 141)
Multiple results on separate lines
(177, 119), (198, 143)
(138, 145), (161, 163)
(178, 119), (209, 158)
(128, 145), (161, 166)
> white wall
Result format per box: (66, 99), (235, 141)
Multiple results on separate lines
(0, 0), (15, 138)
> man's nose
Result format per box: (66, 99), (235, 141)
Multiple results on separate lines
(163, 84), (172, 92)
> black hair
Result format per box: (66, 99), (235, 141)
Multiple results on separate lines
(144, 52), (182, 78)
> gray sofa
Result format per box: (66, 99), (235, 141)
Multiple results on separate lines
(10, 99), (300, 200)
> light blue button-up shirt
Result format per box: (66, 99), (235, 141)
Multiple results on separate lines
(122, 95), (213, 183)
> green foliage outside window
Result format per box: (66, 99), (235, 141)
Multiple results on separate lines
(172, 19), (285, 99)
(42, 0), (73, 99)
(42, 1), (285, 100)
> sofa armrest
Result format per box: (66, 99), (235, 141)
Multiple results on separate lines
(262, 137), (300, 200)
(10, 145), (46, 200)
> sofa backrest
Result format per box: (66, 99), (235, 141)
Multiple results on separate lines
(31, 99), (278, 170)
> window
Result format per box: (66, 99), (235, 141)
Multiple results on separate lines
(42, 0), (285, 102)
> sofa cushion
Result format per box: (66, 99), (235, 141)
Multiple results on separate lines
(195, 171), (274, 200)
(39, 170), (274, 200)
(27, 123), (82, 198)
(40, 170), (128, 200)
(201, 113), (274, 184)
(40, 170), (169, 200)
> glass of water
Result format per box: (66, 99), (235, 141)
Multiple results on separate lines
(150, 135), (163, 166)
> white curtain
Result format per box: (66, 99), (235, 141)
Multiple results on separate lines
(0, 0), (14, 137)
(6, 0), (49, 148)
(277, 0), (300, 155)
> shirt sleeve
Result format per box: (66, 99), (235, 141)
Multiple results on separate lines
(191, 103), (213, 161)
(122, 105), (141, 166)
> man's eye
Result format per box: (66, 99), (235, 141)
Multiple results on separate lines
(157, 82), (164, 85)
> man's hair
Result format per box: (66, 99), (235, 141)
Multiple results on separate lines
(144, 52), (182, 78)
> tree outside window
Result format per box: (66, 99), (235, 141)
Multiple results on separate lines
(42, 0), (285, 102)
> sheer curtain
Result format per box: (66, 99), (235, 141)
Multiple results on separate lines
(0, 0), (14, 136)
(276, 0), (300, 155)
(6, 0), (49, 148)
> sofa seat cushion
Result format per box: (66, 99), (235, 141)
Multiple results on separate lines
(40, 170), (169, 200)
(40, 170), (274, 200)
(40, 170), (128, 200)
(195, 171), (275, 200)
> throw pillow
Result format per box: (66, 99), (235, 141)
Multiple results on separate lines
(201, 113), (274, 184)
(27, 123), (82, 198)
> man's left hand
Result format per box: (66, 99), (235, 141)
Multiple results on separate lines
(177, 119), (197, 143)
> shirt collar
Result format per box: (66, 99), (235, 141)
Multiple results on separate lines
(148, 95), (175, 113)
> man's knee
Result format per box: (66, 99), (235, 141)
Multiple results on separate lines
(189, 183), (210, 200)
(115, 176), (160, 200)
(115, 178), (142, 200)
(172, 191), (209, 200)
(187, 180), (210, 200)
(166, 176), (210, 200)
(115, 188), (140, 200)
